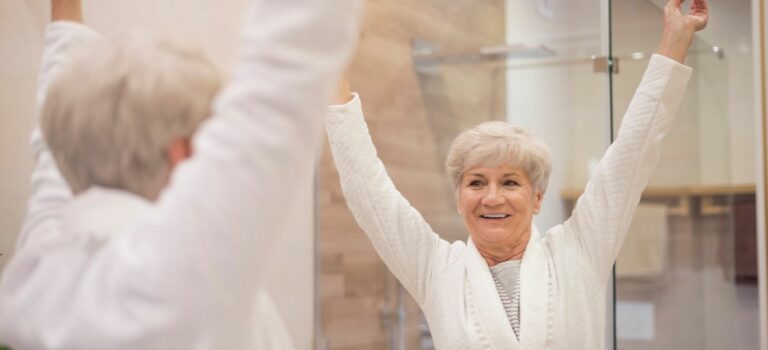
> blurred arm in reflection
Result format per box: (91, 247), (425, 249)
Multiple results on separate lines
(0, 0), (362, 348)
(325, 0), (707, 349)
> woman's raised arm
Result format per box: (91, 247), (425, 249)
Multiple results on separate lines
(18, 0), (99, 250)
(561, 0), (707, 281)
(325, 78), (458, 305)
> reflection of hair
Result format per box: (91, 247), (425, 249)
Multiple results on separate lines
(446, 121), (552, 194)
(42, 36), (222, 199)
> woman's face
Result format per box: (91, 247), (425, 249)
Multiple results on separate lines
(458, 164), (543, 246)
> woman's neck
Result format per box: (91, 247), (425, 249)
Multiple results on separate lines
(474, 231), (530, 267)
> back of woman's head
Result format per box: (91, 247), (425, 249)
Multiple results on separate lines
(41, 35), (222, 199)
(446, 121), (552, 195)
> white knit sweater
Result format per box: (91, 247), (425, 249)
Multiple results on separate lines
(325, 54), (691, 350)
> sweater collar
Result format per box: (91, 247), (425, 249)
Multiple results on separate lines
(466, 224), (550, 349)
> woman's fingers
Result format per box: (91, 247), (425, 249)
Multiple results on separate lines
(666, 0), (683, 8)
(665, 0), (708, 32)
(689, 0), (709, 31)
(691, 0), (709, 13)
(334, 72), (353, 105)
(666, 0), (683, 12)
(51, 0), (83, 22)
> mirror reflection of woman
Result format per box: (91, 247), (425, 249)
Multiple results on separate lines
(326, 0), (708, 348)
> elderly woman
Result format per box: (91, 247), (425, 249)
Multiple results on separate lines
(325, 0), (708, 349)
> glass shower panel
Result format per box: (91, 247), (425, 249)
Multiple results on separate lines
(412, 54), (613, 348)
(505, 56), (611, 232)
(409, 59), (511, 350)
(503, 0), (612, 233)
(611, 0), (760, 349)
(410, 0), (612, 346)
(315, 1), (511, 349)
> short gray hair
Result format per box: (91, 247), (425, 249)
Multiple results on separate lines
(445, 121), (552, 194)
(41, 36), (222, 199)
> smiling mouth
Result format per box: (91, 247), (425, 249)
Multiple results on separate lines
(479, 214), (510, 219)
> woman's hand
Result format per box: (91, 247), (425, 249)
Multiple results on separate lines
(334, 70), (354, 105)
(51, 0), (83, 23)
(657, 0), (709, 64)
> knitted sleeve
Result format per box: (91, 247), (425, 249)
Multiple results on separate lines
(562, 54), (692, 282)
(326, 93), (457, 305)
(17, 21), (99, 249)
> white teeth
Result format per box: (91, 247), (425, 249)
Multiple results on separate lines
(481, 214), (508, 219)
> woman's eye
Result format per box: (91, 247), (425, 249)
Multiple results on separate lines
(468, 180), (483, 187)
(504, 180), (519, 187)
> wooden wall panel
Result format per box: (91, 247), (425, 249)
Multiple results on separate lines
(318, 0), (506, 348)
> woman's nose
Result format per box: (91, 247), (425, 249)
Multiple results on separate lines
(481, 186), (503, 206)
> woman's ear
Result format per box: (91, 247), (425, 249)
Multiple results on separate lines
(533, 190), (544, 215)
(167, 138), (193, 169)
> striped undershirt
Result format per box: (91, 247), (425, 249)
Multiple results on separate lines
(489, 259), (522, 339)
